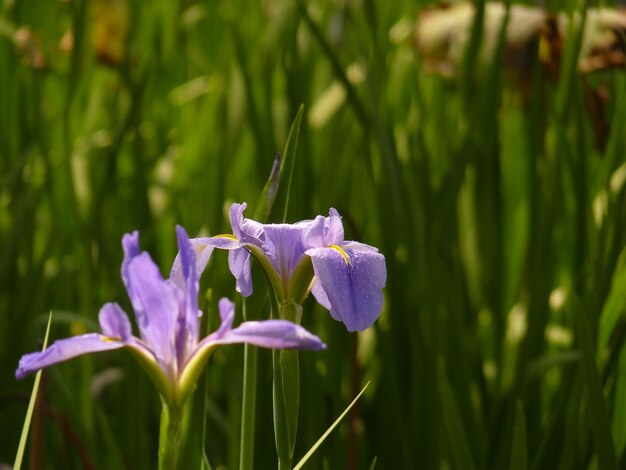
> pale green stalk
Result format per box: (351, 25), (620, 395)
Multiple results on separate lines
(158, 402), (186, 470)
(272, 300), (302, 470)
(239, 299), (258, 470)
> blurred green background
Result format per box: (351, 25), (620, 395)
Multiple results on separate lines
(2, 0), (626, 468)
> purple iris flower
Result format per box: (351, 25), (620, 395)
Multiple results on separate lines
(16, 226), (325, 406)
(181, 203), (386, 332)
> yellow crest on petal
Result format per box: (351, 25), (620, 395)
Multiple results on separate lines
(329, 245), (350, 265)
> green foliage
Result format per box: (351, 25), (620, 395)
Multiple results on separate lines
(2, 0), (626, 468)
(14, 312), (51, 470)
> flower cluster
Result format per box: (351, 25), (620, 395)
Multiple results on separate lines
(175, 202), (387, 332)
(16, 204), (386, 405)
(16, 226), (325, 407)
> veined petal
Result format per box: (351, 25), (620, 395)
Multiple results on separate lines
(326, 208), (344, 245)
(127, 252), (178, 367)
(214, 320), (326, 350)
(177, 318), (325, 407)
(99, 303), (132, 340)
(175, 297), (234, 406)
(230, 203), (265, 247)
(303, 215), (326, 248)
(174, 226), (200, 362)
(16, 334), (125, 379)
(262, 224), (311, 280)
(306, 243), (386, 332)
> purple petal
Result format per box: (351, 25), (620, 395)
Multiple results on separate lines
(121, 231), (140, 301)
(311, 281), (331, 310)
(262, 223), (311, 279)
(126, 252), (178, 366)
(99, 303), (132, 340)
(326, 208), (344, 245)
(230, 203), (265, 247)
(174, 226), (200, 360)
(214, 320), (326, 350)
(215, 297), (235, 338)
(304, 208), (344, 248)
(170, 236), (241, 289)
(16, 334), (125, 379)
(171, 235), (251, 298)
(306, 243), (386, 332)
(228, 248), (253, 297)
(304, 216), (327, 248)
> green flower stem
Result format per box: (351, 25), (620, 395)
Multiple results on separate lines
(159, 402), (185, 470)
(239, 299), (258, 470)
(273, 300), (303, 470)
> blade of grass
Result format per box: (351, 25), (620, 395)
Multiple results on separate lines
(254, 104), (303, 223)
(279, 105), (303, 223)
(239, 299), (258, 470)
(296, 0), (369, 130)
(612, 346), (626, 457)
(293, 381), (370, 470)
(437, 358), (477, 470)
(14, 311), (53, 470)
(273, 301), (301, 470)
(572, 296), (618, 470)
(510, 401), (527, 470)
(253, 154), (282, 223)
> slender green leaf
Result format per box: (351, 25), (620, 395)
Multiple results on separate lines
(254, 105), (303, 224)
(253, 154), (282, 223)
(293, 381), (370, 470)
(273, 301), (302, 470)
(612, 346), (626, 457)
(239, 299), (258, 470)
(598, 248), (626, 356)
(510, 401), (527, 470)
(437, 359), (476, 470)
(279, 105), (303, 223)
(572, 296), (618, 470)
(14, 311), (53, 470)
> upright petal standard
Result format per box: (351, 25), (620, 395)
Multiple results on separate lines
(176, 203), (387, 332)
(16, 226), (326, 407)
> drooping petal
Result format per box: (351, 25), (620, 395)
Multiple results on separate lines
(126, 252), (179, 367)
(16, 334), (125, 379)
(306, 242), (386, 332)
(214, 320), (326, 350)
(228, 248), (253, 297)
(99, 303), (132, 340)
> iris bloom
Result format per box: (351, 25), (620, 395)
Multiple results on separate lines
(180, 203), (386, 332)
(16, 226), (325, 407)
